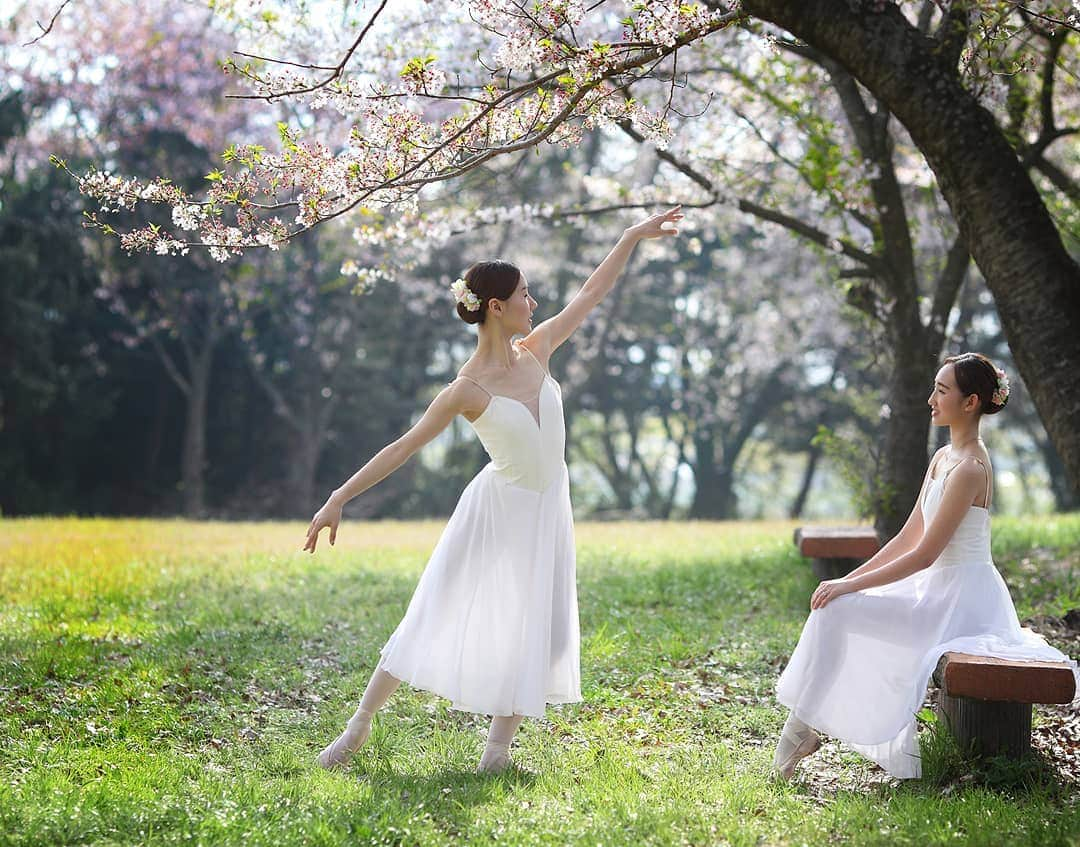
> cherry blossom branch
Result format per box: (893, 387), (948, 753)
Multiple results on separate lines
(68, 3), (745, 260)
(226, 0), (391, 101)
(23, 0), (73, 46)
(1010, 2), (1080, 34)
(230, 51), (338, 72)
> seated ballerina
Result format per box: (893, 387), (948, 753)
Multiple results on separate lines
(774, 352), (1079, 780)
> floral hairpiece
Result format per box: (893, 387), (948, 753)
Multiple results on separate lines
(450, 277), (481, 312)
(992, 367), (1010, 407)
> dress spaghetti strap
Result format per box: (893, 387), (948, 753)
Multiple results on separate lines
(515, 341), (548, 376)
(455, 373), (492, 397)
(969, 456), (991, 508)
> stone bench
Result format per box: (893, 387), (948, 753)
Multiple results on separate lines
(793, 526), (881, 580)
(934, 651), (1077, 759)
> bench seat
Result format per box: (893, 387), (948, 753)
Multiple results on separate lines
(793, 526), (881, 579)
(934, 651), (1076, 758)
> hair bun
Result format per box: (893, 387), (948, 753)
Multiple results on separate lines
(452, 260), (522, 325)
(457, 302), (484, 324)
(944, 352), (1009, 417)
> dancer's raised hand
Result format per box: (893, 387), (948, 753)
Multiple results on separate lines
(304, 496), (343, 552)
(625, 205), (684, 240)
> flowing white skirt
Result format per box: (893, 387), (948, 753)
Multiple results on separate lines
(380, 462), (581, 717)
(777, 561), (1079, 778)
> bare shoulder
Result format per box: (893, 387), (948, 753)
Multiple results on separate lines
(967, 448), (993, 485)
(943, 456), (989, 496)
(445, 375), (491, 419)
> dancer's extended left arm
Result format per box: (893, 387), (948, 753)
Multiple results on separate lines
(811, 459), (988, 609)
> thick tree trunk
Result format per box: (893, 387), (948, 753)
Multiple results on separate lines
(876, 346), (934, 538)
(689, 433), (737, 519)
(744, 0), (1080, 499)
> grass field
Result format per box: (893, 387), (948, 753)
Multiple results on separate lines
(1, 516), (1079, 847)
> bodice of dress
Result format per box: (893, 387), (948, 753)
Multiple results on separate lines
(467, 372), (567, 492)
(920, 473), (992, 568)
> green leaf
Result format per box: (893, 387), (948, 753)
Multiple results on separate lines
(915, 707), (937, 725)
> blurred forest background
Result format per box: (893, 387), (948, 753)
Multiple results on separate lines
(1, 1), (1077, 526)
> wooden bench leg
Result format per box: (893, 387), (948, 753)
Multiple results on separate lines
(938, 690), (1033, 758)
(810, 557), (861, 580)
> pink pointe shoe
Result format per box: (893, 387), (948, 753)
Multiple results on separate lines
(477, 741), (512, 774)
(316, 714), (372, 770)
(773, 728), (821, 780)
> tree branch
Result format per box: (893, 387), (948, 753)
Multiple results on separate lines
(150, 335), (191, 396)
(929, 234), (971, 341)
(616, 121), (882, 271)
(934, 1), (973, 72)
(23, 0), (72, 46)
(227, 0), (390, 101)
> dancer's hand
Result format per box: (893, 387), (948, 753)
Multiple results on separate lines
(304, 496), (343, 553)
(810, 578), (853, 610)
(625, 205), (683, 241)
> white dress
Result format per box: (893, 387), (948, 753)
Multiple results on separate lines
(777, 459), (1079, 778)
(379, 345), (581, 718)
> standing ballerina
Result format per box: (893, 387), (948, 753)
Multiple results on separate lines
(775, 353), (1078, 779)
(305, 206), (683, 772)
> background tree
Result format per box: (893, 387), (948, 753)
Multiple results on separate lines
(4, 0), (1077, 521)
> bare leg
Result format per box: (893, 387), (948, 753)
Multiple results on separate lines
(773, 710), (820, 779)
(317, 666), (402, 769)
(478, 714), (525, 774)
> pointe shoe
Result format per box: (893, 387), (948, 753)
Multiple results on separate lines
(316, 715), (371, 770)
(773, 730), (820, 780)
(477, 741), (512, 774)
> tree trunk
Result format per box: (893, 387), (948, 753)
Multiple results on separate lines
(599, 416), (636, 511)
(744, 0), (1080, 501)
(287, 427), (321, 516)
(690, 464), (736, 519)
(1036, 432), (1079, 513)
(180, 349), (211, 518)
(789, 442), (821, 519)
(689, 433), (737, 519)
(876, 349), (934, 538)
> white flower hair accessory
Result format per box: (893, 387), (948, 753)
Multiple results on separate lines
(450, 277), (482, 312)
(992, 367), (1010, 407)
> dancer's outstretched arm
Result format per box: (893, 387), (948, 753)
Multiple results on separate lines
(843, 448), (945, 579)
(524, 206), (683, 362)
(811, 458), (987, 608)
(303, 381), (484, 552)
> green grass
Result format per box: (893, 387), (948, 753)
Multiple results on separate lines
(1, 516), (1078, 847)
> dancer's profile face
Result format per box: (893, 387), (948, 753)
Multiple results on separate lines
(497, 273), (537, 335)
(928, 364), (977, 425)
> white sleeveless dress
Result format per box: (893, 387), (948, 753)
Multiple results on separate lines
(379, 345), (581, 718)
(777, 459), (1079, 778)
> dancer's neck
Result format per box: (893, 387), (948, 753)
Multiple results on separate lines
(949, 424), (982, 455)
(474, 323), (519, 370)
